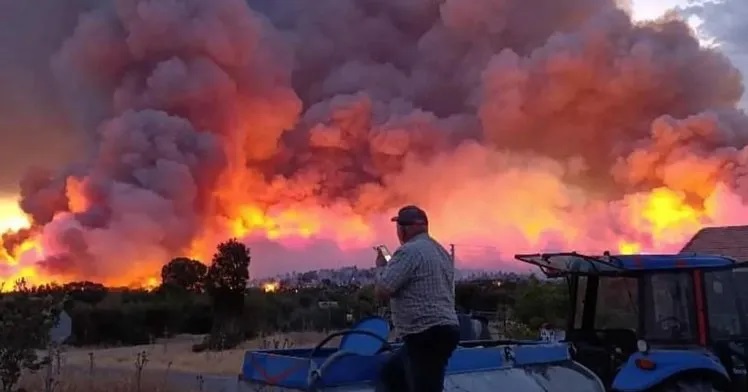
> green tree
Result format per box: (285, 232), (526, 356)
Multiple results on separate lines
(0, 280), (62, 392)
(202, 239), (250, 350)
(513, 277), (569, 331)
(161, 257), (208, 293)
(63, 281), (108, 304)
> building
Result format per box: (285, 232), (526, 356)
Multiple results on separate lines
(679, 225), (748, 261)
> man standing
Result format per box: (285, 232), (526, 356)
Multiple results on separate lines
(375, 205), (460, 392)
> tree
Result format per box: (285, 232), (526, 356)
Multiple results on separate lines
(200, 239), (250, 350)
(161, 257), (208, 293)
(0, 280), (62, 392)
(513, 278), (569, 330)
(63, 281), (108, 304)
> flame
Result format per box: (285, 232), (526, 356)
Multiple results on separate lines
(1, 0), (744, 291)
(618, 241), (641, 255)
(616, 187), (704, 254)
(0, 182), (717, 291)
(642, 188), (701, 235)
(262, 281), (280, 293)
(144, 276), (160, 291)
(0, 197), (30, 233)
(65, 177), (89, 214)
(230, 205), (320, 240)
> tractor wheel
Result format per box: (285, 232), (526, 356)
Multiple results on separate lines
(650, 378), (723, 392)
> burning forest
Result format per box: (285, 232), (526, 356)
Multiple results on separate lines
(1, 0), (747, 289)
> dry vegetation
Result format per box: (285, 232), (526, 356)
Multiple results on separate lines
(63, 332), (333, 375)
(19, 372), (182, 392)
(16, 331), (338, 392)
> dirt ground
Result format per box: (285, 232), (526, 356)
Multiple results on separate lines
(61, 331), (334, 376)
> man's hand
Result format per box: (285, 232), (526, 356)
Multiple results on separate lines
(373, 245), (391, 268)
(375, 253), (388, 268)
(374, 247), (416, 302)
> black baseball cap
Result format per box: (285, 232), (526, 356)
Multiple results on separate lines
(391, 205), (428, 225)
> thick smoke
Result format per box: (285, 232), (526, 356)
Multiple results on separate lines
(0, 0), (98, 190)
(14, 0), (299, 282)
(3, 0), (748, 281)
(685, 0), (748, 108)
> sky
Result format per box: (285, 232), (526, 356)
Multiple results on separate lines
(0, 0), (740, 236)
(631, 0), (687, 21)
(632, 0), (748, 110)
(1, 0), (748, 282)
(9, 0), (702, 237)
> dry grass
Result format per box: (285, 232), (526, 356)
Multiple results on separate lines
(62, 331), (334, 376)
(19, 370), (182, 392)
(14, 331), (345, 391)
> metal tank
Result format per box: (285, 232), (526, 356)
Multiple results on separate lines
(239, 317), (606, 392)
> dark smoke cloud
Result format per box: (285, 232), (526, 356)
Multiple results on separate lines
(684, 0), (748, 107)
(2, 0), (748, 281)
(16, 0), (300, 280)
(0, 0), (99, 191)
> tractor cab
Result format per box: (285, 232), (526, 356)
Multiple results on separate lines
(516, 252), (748, 391)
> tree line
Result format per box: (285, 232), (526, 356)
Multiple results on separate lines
(4, 252), (569, 348)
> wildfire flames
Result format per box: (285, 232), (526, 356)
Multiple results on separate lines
(1, 0), (747, 290)
(262, 282), (280, 293)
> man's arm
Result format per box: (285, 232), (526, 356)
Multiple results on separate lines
(375, 248), (417, 301)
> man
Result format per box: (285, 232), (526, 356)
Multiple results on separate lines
(374, 205), (460, 392)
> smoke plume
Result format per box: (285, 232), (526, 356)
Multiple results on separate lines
(684, 0), (748, 108)
(2, 0), (748, 283)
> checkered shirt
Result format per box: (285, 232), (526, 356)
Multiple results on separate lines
(378, 233), (459, 336)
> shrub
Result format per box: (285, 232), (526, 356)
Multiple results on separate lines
(0, 280), (62, 392)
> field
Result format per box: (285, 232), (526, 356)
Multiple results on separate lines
(64, 332), (332, 375)
(19, 332), (337, 392)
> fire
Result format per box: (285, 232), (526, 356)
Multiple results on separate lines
(617, 187), (705, 254)
(0, 0), (745, 288)
(262, 281), (280, 293)
(230, 205), (320, 240)
(65, 177), (90, 214)
(618, 241), (641, 255)
(642, 188), (701, 235)
(0, 184), (716, 291)
(144, 276), (160, 291)
(0, 197), (29, 233)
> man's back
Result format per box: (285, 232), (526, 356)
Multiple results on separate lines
(377, 205), (461, 392)
(388, 233), (458, 336)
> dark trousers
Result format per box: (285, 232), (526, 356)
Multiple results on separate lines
(377, 324), (460, 392)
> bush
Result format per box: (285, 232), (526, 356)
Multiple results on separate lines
(0, 280), (63, 392)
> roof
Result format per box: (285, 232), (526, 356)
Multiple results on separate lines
(680, 225), (748, 262)
(515, 253), (736, 276)
(613, 254), (735, 270)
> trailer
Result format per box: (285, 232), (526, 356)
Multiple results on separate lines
(239, 316), (606, 391)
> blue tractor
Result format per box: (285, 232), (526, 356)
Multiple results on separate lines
(515, 252), (748, 392)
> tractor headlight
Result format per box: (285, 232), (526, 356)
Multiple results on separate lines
(636, 339), (649, 354)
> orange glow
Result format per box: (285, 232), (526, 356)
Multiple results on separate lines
(0, 183), (725, 290)
(4, 0), (747, 292)
(642, 188), (700, 235)
(617, 187), (705, 254)
(144, 276), (160, 291)
(618, 241), (641, 255)
(230, 205), (320, 240)
(65, 177), (89, 214)
(0, 170), (731, 290)
(0, 198), (29, 233)
(262, 281), (280, 293)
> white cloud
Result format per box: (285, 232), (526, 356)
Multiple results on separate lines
(683, 0), (748, 108)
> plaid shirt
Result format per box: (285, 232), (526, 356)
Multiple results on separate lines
(378, 233), (459, 336)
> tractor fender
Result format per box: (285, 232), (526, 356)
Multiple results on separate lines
(611, 350), (730, 392)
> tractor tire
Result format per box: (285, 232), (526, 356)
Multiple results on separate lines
(650, 378), (722, 392)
